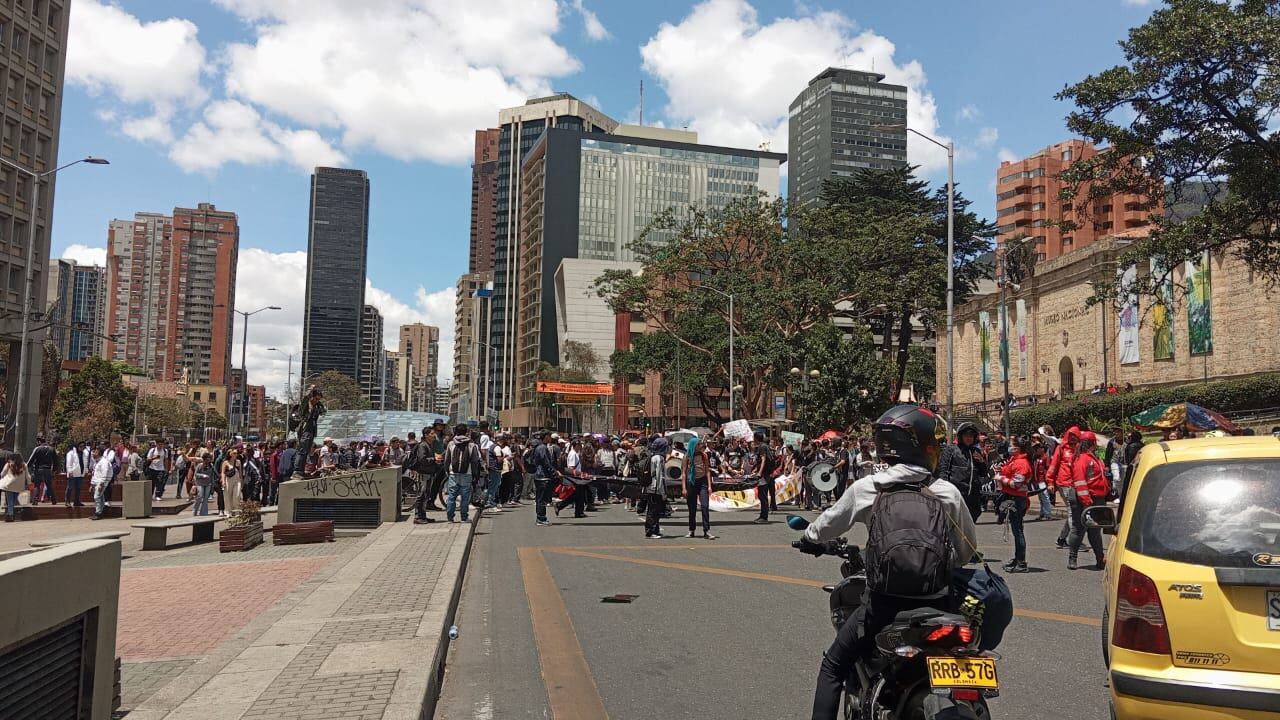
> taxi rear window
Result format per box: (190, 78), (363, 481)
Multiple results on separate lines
(1126, 460), (1280, 568)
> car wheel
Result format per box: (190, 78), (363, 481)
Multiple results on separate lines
(1101, 605), (1111, 668)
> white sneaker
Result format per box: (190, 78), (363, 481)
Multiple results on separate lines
(685, 531), (696, 538)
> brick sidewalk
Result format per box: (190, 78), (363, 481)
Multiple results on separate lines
(122, 518), (477, 720)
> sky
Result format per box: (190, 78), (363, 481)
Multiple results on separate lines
(52, 0), (1161, 397)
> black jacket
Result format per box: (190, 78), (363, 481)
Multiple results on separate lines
(528, 440), (558, 479)
(936, 442), (990, 496)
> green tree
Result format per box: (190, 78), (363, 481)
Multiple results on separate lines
(903, 345), (937, 402)
(790, 324), (892, 436)
(1057, 0), (1280, 297)
(301, 370), (369, 411)
(38, 338), (60, 434)
(561, 340), (603, 380)
(50, 356), (135, 439)
(68, 399), (120, 444)
(138, 395), (189, 434)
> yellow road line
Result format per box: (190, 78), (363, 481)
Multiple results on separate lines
(518, 547), (609, 720)
(543, 548), (1102, 627)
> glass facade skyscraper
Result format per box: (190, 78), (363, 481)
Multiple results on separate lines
(303, 167), (370, 382)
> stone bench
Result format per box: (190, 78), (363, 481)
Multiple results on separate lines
(132, 516), (221, 550)
(29, 531), (131, 549)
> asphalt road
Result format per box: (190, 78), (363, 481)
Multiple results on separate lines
(437, 496), (1111, 719)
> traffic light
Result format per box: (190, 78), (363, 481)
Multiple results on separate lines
(596, 397), (603, 409)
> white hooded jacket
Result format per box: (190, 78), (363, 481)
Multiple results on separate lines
(803, 462), (979, 568)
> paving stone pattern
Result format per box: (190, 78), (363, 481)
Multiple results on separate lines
(241, 638), (399, 720)
(120, 660), (195, 711)
(338, 533), (452, 615)
(117, 558), (332, 660)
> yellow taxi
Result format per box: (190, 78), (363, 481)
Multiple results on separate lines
(1085, 436), (1280, 719)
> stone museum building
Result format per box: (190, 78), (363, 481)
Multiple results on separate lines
(938, 232), (1280, 407)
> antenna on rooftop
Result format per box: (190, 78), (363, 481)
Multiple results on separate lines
(639, 79), (644, 126)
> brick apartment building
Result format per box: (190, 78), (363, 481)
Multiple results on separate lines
(995, 140), (1156, 265)
(470, 129), (499, 275)
(104, 203), (239, 385)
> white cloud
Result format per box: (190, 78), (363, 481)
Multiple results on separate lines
(67, 0), (208, 142)
(366, 282), (456, 385)
(997, 147), (1019, 164)
(958, 104), (980, 122)
(640, 0), (952, 172)
(570, 0), (610, 41)
(168, 100), (347, 173)
(59, 244), (106, 267)
(1122, 0), (1157, 5)
(975, 127), (999, 148)
(213, 0), (580, 165)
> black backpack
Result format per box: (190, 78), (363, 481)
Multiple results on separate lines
(864, 485), (953, 599)
(447, 443), (475, 475)
(635, 450), (654, 484)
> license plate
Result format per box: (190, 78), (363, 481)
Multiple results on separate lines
(1268, 590), (1280, 631)
(926, 656), (999, 690)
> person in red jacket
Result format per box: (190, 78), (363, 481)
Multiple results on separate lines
(999, 436), (1034, 572)
(1049, 426), (1081, 549)
(1067, 431), (1109, 570)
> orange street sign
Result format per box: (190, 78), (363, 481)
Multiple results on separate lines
(535, 381), (612, 396)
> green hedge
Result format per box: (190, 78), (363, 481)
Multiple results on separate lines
(1009, 373), (1280, 435)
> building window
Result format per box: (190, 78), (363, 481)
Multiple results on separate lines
(1061, 149), (1072, 162)
(193, 391), (201, 402)
(209, 392), (217, 402)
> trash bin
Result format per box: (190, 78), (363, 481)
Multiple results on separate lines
(123, 479), (153, 518)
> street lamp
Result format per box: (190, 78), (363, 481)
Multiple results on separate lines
(875, 123), (954, 433)
(229, 305), (280, 434)
(267, 347), (295, 434)
(7, 155), (109, 453)
(998, 236), (1034, 439)
(696, 286), (735, 421)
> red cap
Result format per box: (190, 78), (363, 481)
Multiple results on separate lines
(1079, 431), (1098, 444)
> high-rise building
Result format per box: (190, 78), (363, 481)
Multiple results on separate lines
(451, 271), (491, 421)
(787, 68), (909, 207)
(488, 94), (618, 419)
(359, 304), (386, 407)
(995, 140), (1157, 265)
(432, 382), (451, 416)
(104, 204), (239, 385)
(398, 323), (438, 412)
(505, 126), (785, 422)
(470, 129), (500, 274)
(228, 367), (246, 429)
(382, 350), (406, 411)
(246, 383), (266, 432)
(0, 0), (72, 450)
(303, 167), (369, 383)
(46, 259), (106, 362)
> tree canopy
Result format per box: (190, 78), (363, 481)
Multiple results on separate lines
(303, 370), (369, 411)
(1057, 0), (1280, 296)
(50, 356), (135, 440)
(595, 168), (992, 425)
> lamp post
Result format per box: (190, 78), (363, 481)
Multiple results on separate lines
(231, 305), (280, 434)
(875, 124), (954, 434)
(5, 155), (109, 452)
(1085, 280), (1110, 391)
(697, 286), (735, 421)
(998, 236), (1033, 439)
(267, 347), (294, 435)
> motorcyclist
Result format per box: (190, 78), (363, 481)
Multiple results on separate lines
(935, 422), (989, 521)
(799, 405), (979, 720)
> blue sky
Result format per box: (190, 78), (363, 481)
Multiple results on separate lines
(54, 0), (1159, 394)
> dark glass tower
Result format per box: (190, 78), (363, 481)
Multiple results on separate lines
(487, 94), (616, 417)
(303, 167), (370, 383)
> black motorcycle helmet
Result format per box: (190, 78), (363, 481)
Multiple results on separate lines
(955, 422), (979, 445)
(872, 404), (946, 472)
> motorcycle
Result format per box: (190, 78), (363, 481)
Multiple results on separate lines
(788, 515), (997, 720)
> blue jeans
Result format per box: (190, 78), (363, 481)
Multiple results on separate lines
(3, 490), (17, 519)
(193, 485), (211, 516)
(445, 473), (472, 521)
(66, 476), (84, 505)
(1036, 488), (1052, 517)
(1009, 495), (1029, 562)
(485, 469), (501, 507)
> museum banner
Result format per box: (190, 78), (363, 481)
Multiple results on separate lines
(1186, 251), (1213, 355)
(998, 304), (1009, 383)
(1016, 299), (1028, 380)
(1118, 265), (1140, 365)
(978, 311), (991, 384)
(1151, 257), (1175, 360)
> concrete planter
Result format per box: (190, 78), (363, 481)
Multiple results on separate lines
(218, 521), (263, 553)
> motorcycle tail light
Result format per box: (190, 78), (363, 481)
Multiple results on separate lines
(957, 625), (974, 644)
(951, 689), (981, 702)
(925, 625), (953, 642)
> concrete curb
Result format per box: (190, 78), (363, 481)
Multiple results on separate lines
(420, 508), (482, 719)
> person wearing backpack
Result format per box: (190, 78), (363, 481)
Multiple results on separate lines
(442, 424), (483, 523)
(797, 405), (979, 720)
(753, 432), (776, 524)
(1067, 431), (1109, 571)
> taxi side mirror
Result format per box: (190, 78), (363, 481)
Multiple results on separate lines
(1082, 505), (1118, 535)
